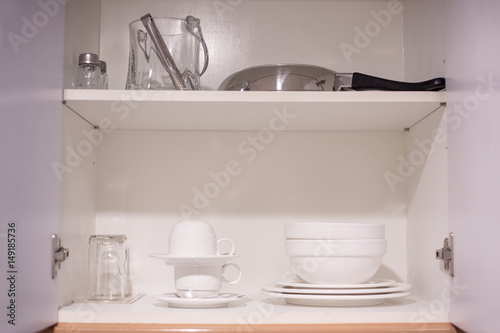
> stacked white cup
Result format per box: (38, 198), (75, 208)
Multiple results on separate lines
(168, 221), (241, 298)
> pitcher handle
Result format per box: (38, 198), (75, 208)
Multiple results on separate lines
(185, 15), (209, 77)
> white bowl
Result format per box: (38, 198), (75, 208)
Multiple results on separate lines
(285, 239), (387, 256)
(288, 256), (384, 284)
(284, 222), (385, 240)
(285, 239), (386, 284)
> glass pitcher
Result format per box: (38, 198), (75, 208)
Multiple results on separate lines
(126, 15), (209, 90)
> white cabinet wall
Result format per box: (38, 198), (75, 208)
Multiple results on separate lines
(0, 1), (65, 332)
(55, 0), (453, 326)
(444, 1), (500, 332)
(4, 0), (500, 332)
(99, 0), (406, 91)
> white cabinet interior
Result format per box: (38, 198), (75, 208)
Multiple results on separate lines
(58, 0), (450, 326)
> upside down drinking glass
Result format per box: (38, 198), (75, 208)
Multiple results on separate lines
(87, 235), (128, 301)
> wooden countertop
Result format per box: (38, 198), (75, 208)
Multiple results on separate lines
(54, 322), (457, 333)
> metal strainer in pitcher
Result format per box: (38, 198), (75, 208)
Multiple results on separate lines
(126, 14), (209, 90)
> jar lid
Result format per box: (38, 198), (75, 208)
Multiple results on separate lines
(78, 53), (99, 65)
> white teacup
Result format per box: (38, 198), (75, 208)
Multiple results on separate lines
(174, 263), (242, 298)
(168, 221), (235, 256)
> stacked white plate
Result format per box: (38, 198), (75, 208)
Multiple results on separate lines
(261, 277), (411, 307)
(260, 222), (411, 306)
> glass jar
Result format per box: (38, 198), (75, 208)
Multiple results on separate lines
(75, 53), (101, 89)
(98, 60), (108, 89)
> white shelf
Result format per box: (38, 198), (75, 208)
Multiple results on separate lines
(63, 89), (446, 131)
(58, 294), (448, 324)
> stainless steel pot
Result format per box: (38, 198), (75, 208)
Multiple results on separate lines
(218, 64), (445, 92)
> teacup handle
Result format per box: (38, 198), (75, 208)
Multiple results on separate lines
(221, 263), (242, 284)
(217, 238), (235, 255)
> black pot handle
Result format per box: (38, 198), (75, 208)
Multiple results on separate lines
(351, 72), (445, 91)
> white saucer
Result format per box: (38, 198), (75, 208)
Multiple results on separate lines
(275, 278), (395, 289)
(152, 293), (244, 308)
(262, 282), (411, 295)
(150, 253), (240, 266)
(261, 290), (411, 307)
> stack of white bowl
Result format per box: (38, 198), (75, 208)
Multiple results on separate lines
(284, 222), (386, 285)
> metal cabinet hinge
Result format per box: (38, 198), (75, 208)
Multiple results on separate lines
(52, 234), (69, 279)
(436, 232), (454, 277)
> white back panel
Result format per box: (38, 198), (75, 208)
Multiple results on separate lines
(95, 130), (407, 295)
(100, 0), (405, 90)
